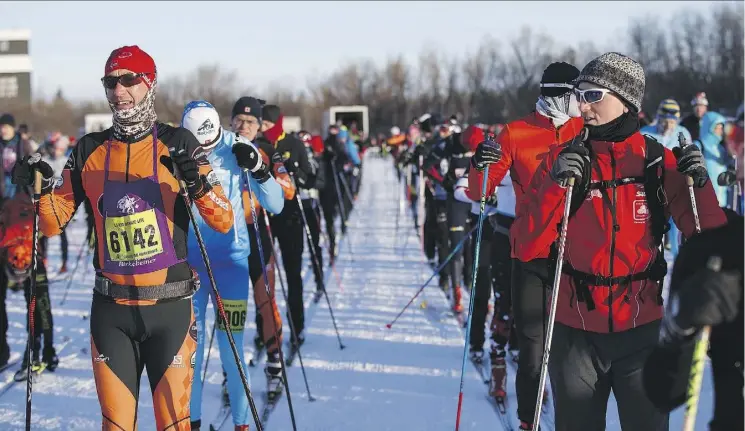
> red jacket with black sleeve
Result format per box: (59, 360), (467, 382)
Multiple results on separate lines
(467, 113), (583, 259)
(511, 131), (727, 333)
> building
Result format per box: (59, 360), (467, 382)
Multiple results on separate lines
(0, 29), (32, 106)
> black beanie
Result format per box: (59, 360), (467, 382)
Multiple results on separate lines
(0, 113), (15, 128)
(232, 96), (265, 120)
(262, 105), (281, 124)
(540, 62), (580, 97)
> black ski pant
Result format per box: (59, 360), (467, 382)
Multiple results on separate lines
(302, 198), (324, 291)
(319, 190), (338, 264)
(469, 214), (516, 351)
(40, 227), (68, 265)
(271, 211), (306, 337)
(424, 199), (450, 286)
(447, 199), (472, 291)
(512, 257), (551, 425)
(550, 321), (669, 431)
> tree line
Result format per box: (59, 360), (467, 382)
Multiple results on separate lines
(4, 2), (743, 138)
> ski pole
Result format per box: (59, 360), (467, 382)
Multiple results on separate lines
(262, 211), (316, 401)
(330, 162), (355, 259)
(337, 170), (357, 208)
(418, 155), (425, 252)
(455, 161), (491, 431)
(25, 165), (42, 431)
(386, 223), (478, 329)
(290, 174), (346, 350)
(59, 237), (92, 306)
(168, 149), (263, 431)
(243, 170), (301, 427)
(678, 133), (702, 234)
(532, 173), (576, 430)
(677, 132), (707, 431)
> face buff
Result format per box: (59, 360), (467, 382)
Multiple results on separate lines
(535, 92), (580, 127)
(108, 80), (158, 140)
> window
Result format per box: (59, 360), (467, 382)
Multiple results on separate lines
(0, 76), (19, 98)
(0, 41), (8, 52)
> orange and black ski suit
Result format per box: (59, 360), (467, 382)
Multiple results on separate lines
(38, 123), (233, 430)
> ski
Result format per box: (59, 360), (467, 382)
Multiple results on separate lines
(486, 394), (515, 431)
(208, 405), (231, 431)
(259, 383), (284, 428)
(0, 335), (72, 398)
(0, 359), (20, 375)
(470, 355), (491, 385)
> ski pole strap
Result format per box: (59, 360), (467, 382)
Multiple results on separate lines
(94, 275), (197, 300)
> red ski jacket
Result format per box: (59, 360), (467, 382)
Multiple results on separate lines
(468, 113), (583, 259)
(512, 131), (727, 333)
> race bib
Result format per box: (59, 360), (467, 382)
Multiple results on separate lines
(105, 208), (163, 262)
(217, 299), (247, 333)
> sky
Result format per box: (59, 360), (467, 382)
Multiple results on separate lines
(0, 1), (722, 103)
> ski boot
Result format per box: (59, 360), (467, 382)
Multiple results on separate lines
(42, 345), (59, 372)
(253, 333), (265, 350)
(469, 348), (485, 364)
(265, 352), (284, 401)
(489, 352), (507, 401)
(190, 419), (202, 430)
(452, 285), (463, 313)
(15, 350), (43, 382)
(221, 374), (230, 406)
(0, 343), (9, 369)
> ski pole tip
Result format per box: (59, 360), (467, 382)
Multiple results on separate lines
(385, 323), (392, 329)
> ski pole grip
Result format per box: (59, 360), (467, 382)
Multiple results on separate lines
(567, 176), (576, 187)
(33, 170), (42, 196)
(686, 176), (694, 187)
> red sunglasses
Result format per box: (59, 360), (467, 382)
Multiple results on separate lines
(101, 73), (147, 89)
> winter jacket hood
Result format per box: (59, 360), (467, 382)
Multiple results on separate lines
(698, 111), (729, 206)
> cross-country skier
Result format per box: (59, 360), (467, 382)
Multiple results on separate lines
(643, 209), (742, 431)
(454, 124), (519, 404)
(696, 111), (730, 207)
(681, 92), (709, 141)
(320, 125), (349, 264)
(262, 104), (316, 348)
(422, 118), (470, 311)
(296, 130), (325, 297)
(513, 52), (727, 430)
(468, 62), (584, 430)
(230, 96), (295, 396)
(182, 100), (285, 430)
(0, 190), (58, 377)
(12, 45), (233, 430)
(40, 134), (71, 273)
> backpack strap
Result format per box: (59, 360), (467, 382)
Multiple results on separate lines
(642, 135), (670, 305)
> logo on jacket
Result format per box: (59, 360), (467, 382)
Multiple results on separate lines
(117, 195), (142, 215)
(189, 321), (198, 342)
(633, 200), (650, 222)
(586, 189), (602, 201)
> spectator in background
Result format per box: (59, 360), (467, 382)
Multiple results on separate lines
(697, 111), (730, 208)
(40, 135), (71, 273)
(681, 91), (709, 141)
(17, 124), (38, 153)
(0, 114), (25, 200)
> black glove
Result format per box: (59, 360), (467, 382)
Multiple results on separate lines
(442, 170), (457, 192)
(672, 263), (741, 332)
(11, 154), (55, 194)
(485, 192), (498, 207)
(273, 152), (298, 175)
(717, 166), (737, 187)
(550, 145), (590, 187)
(169, 147), (204, 196)
(471, 140), (503, 171)
(232, 140), (263, 172)
(672, 135), (708, 188)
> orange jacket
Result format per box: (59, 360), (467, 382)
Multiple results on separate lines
(512, 131), (727, 333)
(468, 113), (583, 258)
(38, 123), (233, 290)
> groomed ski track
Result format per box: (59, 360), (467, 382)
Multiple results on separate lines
(0, 153), (714, 430)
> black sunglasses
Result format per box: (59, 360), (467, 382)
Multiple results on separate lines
(101, 73), (147, 89)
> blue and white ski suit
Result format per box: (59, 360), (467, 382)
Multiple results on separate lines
(188, 130), (284, 426)
(697, 111), (729, 207)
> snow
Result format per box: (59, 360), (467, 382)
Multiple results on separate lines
(0, 153), (714, 430)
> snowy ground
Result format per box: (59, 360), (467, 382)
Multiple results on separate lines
(0, 154), (713, 430)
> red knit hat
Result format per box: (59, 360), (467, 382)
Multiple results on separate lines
(310, 135), (324, 155)
(462, 125), (485, 153)
(104, 45), (157, 88)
